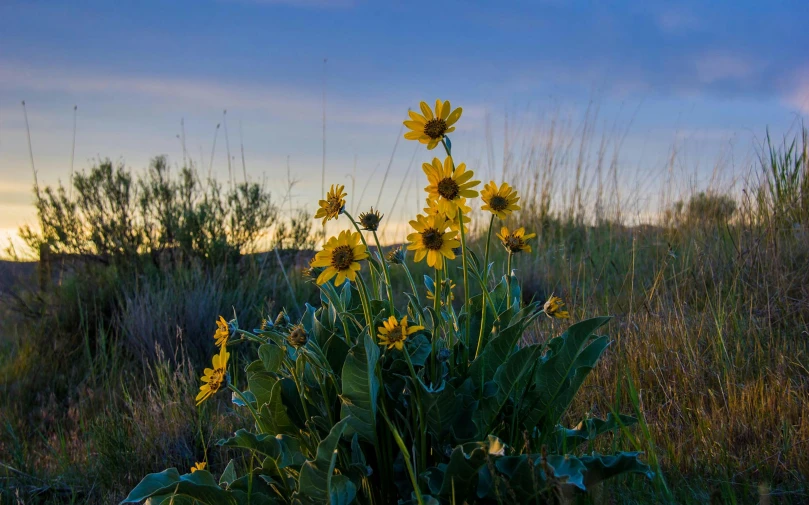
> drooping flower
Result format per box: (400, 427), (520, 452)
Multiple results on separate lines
(481, 181), (521, 219)
(403, 100), (463, 150)
(497, 226), (536, 254)
(406, 213), (460, 270)
(543, 295), (570, 319)
(423, 157), (479, 219)
(287, 324), (309, 348)
(310, 230), (369, 286)
(426, 278), (456, 303)
(191, 462), (207, 473)
(386, 245), (406, 265)
(214, 315), (229, 347)
(358, 207), (383, 231)
(195, 345), (230, 406)
(377, 315), (423, 351)
(314, 184), (347, 226)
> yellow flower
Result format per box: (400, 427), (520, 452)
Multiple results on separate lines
(191, 462), (207, 473)
(314, 184), (347, 226)
(544, 295), (570, 319)
(423, 157), (479, 219)
(214, 315), (229, 347)
(496, 226), (536, 254)
(424, 197), (471, 233)
(403, 99), (463, 150)
(195, 345), (230, 406)
(377, 315), (423, 351)
(406, 213), (460, 270)
(481, 181), (521, 219)
(426, 279), (456, 303)
(310, 230), (369, 286)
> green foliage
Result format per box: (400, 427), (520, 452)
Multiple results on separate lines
(125, 270), (650, 504)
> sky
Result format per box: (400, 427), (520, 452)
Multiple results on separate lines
(1, 0), (807, 254)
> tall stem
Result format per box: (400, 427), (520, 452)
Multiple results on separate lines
(457, 210), (471, 365)
(506, 251), (513, 302)
(372, 230), (395, 314)
(431, 266), (440, 383)
(356, 275), (376, 340)
(474, 215), (496, 359)
(402, 262), (423, 324)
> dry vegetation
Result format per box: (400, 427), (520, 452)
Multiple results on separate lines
(1, 118), (807, 504)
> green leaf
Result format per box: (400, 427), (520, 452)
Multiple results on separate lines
(258, 344), (285, 373)
(292, 417), (351, 505)
(329, 474), (357, 505)
(257, 380), (298, 436)
(219, 460), (237, 488)
(248, 371), (278, 409)
(522, 317), (611, 433)
(340, 332), (379, 442)
(476, 344), (543, 436)
(423, 444), (488, 498)
(217, 430), (304, 467)
(418, 379), (461, 439)
(579, 452), (654, 488)
(122, 469), (235, 505)
(405, 334), (431, 367)
(548, 413), (638, 453)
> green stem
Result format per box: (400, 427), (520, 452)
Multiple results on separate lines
(372, 230), (395, 314)
(380, 404), (425, 505)
(457, 210), (471, 366)
(344, 211), (380, 295)
(402, 347), (427, 475)
(356, 275), (376, 340)
(474, 215), (496, 359)
(506, 252), (513, 302)
(402, 261), (424, 324)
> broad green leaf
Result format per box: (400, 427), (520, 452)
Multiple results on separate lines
(579, 452), (654, 488)
(292, 417), (351, 505)
(257, 380), (297, 435)
(418, 379), (461, 438)
(548, 413), (638, 453)
(522, 317), (611, 432)
(329, 474), (357, 505)
(340, 332), (379, 442)
(248, 371), (278, 409)
(258, 344), (285, 373)
(122, 469), (235, 505)
(423, 444), (488, 498)
(219, 460), (237, 488)
(405, 334), (431, 367)
(217, 429), (303, 467)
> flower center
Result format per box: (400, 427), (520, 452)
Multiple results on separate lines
(327, 196), (344, 214)
(437, 177), (460, 200)
(489, 195), (509, 211)
(386, 325), (405, 343)
(331, 245), (355, 270)
(504, 235), (524, 252)
(421, 227), (444, 251)
(424, 118), (448, 139)
(209, 369), (225, 392)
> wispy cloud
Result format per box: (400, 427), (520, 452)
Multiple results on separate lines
(694, 52), (756, 85)
(785, 67), (809, 115)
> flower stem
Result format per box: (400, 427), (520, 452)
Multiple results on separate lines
(355, 274), (375, 340)
(402, 347), (427, 475)
(371, 230), (395, 314)
(474, 215), (495, 359)
(379, 403), (425, 505)
(457, 210), (471, 365)
(402, 261), (423, 324)
(506, 251), (513, 301)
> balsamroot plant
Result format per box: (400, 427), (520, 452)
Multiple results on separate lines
(124, 100), (652, 505)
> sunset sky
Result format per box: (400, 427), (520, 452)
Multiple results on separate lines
(1, 0), (807, 254)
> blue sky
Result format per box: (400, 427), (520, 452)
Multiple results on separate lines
(1, 0), (807, 251)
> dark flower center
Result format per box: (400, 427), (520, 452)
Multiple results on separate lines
(386, 325), (405, 343)
(422, 227), (444, 251)
(359, 209), (382, 231)
(437, 178), (460, 200)
(424, 118), (448, 139)
(209, 369), (225, 392)
(288, 326), (309, 348)
(489, 195), (509, 211)
(503, 235), (525, 253)
(331, 245), (355, 270)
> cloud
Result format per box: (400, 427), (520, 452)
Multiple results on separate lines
(784, 68), (809, 115)
(656, 6), (704, 35)
(0, 61), (400, 127)
(694, 52), (755, 85)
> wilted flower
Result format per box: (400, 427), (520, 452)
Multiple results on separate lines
(543, 295), (570, 319)
(274, 310), (290, 327)
(358, 208), (383, 231)
(403, 99), (463, 150)
(287, 324), (309, 348)
(386, 246), (406, 265)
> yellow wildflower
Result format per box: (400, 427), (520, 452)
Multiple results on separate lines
(214, 315), (229, 347)
(423, 157), (479, 219)
(403, 99), (463, 150)
(310, 230), (369, 286)
(544, 295), (570, 319)
(406, 213), (460, 270)
(377, 315), (423, 351)
(481, 181), (521, 219)
(496, 226), (536, 254)
(195, 345), (230, 406)
(314, 184), (347, 226)
(191, 462), (207, 473)
(426, 279), (456, 303)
